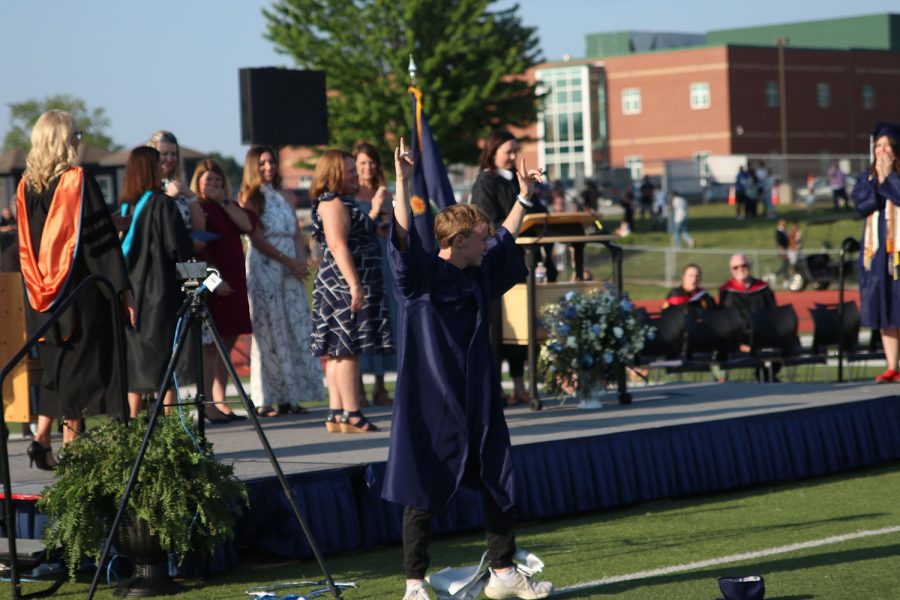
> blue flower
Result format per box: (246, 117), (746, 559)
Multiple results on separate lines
(551, 342), (563, 353)
(558, 323), (570, 335)
(590, 323), (602, 335)
(620, 298), (633, 311)
(603, 351), (615, 364)
(564, 307), (577, 319)
(580, 355), (594, 367)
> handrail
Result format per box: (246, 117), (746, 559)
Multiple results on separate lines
(0, 274), (127, 599)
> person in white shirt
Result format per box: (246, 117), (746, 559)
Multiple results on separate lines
(670, 190), (694, 249)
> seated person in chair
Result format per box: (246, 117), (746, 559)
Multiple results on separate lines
(719, 254), (775, 315)
(663, 264), (716, 313)
(719, 253), (779, 380)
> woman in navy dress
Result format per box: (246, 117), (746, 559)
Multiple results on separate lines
(310, 150), (392, 432)
(853, 123), (900, 383)
(353, 142), (397, 406)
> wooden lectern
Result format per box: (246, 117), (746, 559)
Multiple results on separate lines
(500, 212), (631, 408)
(0, 273), (39, 423)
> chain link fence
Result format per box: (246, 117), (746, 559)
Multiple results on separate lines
(566, 244), (859, 294)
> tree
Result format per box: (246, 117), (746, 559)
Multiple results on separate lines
(263, 0), (541, 167)
(4, 95), (121, 152)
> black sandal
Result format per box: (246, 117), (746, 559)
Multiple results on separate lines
(325, 409), (342, 433)
(340, 410), (380, 433)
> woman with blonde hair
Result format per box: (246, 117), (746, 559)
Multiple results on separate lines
(239, 145), (324, 416)
(310, 150), (392, 432)
(191, 159), (254, 422)
(16, 110), (133, 469)
(146, 130), (206, 248)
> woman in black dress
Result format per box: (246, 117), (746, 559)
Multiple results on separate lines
(470, 129), (549, 406)
(16, 110), (133, 469)
(310, 150), (392, 432)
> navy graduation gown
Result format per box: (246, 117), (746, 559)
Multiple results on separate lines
(382, 221), (528, 513)
(853, 171), (900, 328)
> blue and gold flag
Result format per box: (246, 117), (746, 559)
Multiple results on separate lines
(409, 86), (456, 251)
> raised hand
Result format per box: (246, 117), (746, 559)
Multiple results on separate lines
(166, 180), (186, 198)
(515, 157), (544, 201)
(876, 152), (894, 181)
(394, 137), (414, 181)
(372, 185), (389, 215)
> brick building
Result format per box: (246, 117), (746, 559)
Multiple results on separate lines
(533, 13), (900, 185)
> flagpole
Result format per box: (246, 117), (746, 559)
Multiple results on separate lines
(408, 54), (417, 87)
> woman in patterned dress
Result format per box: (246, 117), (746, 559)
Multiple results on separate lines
(240, 145), (325, 416)
(310, 150), (393, 432)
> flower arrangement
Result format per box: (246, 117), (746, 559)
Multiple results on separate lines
(538, 286), (655, 396)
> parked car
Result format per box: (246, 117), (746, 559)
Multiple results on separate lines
(796, 175), (858, 205)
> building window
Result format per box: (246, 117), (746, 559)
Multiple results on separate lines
(689, 82), (711, 110)
(862, 84), (876, 110)
(765, 81), (779, 108)
(624, 156), (643, 181)
(622, 88), (641, 115)
(816, 83), (830, 108)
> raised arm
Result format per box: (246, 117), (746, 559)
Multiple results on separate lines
(501, 157), (544, 237)
(392, 137), (415, 249)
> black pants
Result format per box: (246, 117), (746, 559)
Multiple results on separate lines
(402, 491), (517, 580)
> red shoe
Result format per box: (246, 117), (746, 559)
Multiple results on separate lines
(875, 369), (898, 383)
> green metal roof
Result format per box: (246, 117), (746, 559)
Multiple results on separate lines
(706, 13), (900, 51)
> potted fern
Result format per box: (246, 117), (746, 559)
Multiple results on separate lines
(36, 413), (248, 594)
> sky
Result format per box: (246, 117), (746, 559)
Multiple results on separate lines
(0, 0), (892, 163)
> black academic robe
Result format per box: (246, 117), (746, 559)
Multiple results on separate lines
(123, 192), (193, 392)
(382, 221), (528, 513)
(21, 174), (131, 418)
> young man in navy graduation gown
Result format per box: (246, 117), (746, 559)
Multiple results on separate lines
(383, 139), (553, 600)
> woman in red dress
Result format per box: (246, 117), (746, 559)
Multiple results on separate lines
(190, 159), (254, 422)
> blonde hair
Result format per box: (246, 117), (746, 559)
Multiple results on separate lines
(24, 110), (79, 193)
(189, 159), (231, 201)
(310, 150), (352, 200)
(146, 130), (182, 180)
(434, 204), (494, 249)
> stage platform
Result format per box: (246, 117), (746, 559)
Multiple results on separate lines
(3, 381), (900, 569)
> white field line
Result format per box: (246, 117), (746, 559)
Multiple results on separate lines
(554, 525), (900, 595)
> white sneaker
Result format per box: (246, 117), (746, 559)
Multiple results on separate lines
(402, 582), (430, 600)
(484, 568), (553, 599)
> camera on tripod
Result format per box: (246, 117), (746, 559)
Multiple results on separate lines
(176, 259), (222, 294)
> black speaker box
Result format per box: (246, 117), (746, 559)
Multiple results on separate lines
(239, 68), (328, 146)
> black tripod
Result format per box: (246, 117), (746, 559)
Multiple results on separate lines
(86, 271), (345, 599)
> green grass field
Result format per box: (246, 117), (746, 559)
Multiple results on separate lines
(19, 463), (900, 599)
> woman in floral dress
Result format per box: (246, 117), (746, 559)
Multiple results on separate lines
(240, 146), (325, 416)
